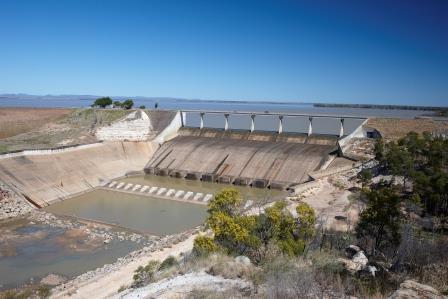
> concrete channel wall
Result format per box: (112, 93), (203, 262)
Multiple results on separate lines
(0, 142), (104, 159)
(0, 110), (180, 207)
(0, 141), (156, 207)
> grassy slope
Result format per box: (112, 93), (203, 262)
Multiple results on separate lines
(0, 108), (72, 139)
(0, 108), (131, 153)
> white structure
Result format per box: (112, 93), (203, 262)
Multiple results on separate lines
(157, 187), (167, 195)
(174, 190), (185, 198)
(149, 187), (158, 194)
(203, 194), (213, 202)
(193, 193), (204, 201)
(95, 110), (153, 141)
(165, 189), (176, 197)
(250, 115), (255, 132)
(123, 183), (133, 190)
(108, 181), (117, 188)
(183, 191), (194, 200)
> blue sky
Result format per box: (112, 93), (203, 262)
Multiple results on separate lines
(0, 0), (447, 106)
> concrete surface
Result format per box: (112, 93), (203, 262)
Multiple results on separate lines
(0, 141), (156, 207)
(145, 129), (336, 187)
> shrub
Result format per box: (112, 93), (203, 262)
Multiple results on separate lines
(36, 285), (51, 298)
(193, 235), (218, 256)
(203, 188), (317, 262)
(158, 256), (178, 271)
(139, 105), (146, 109)
(132, 260), (159, 287)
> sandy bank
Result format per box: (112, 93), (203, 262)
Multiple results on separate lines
(51, 233), (197, 299)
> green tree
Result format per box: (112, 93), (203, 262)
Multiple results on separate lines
(296, 202), (315, 240)
(356, 187), (401, 255)
(385, 142), (414, 188)
(122, 99), (134, 109)
(93, 97), (112, 108)
(139, 105), (146, 109)
(113, 101), (122, 108)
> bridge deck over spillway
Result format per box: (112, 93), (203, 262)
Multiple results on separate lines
(145, 128), (338, 189)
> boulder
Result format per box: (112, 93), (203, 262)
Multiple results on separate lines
(388, 280), (447, 299)
(345, 245), (362, 258)
(339, 250), (369, 274)
(40, 274), (67, 286)
(234, 256), (251, 266)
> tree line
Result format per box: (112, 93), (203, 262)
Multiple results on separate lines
(92, 97), (146, 109)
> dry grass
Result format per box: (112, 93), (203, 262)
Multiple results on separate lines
(0, 108), (130, 153)
(366, 118), (448, 140)
(0, 108), (72, 139)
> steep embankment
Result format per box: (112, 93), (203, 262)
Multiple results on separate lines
(0, 142), (156, 207)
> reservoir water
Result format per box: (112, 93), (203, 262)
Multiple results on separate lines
(0, 97), (428, 119)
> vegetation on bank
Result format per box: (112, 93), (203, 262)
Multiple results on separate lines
(0, 108), (130, 153)
(193, 188), (316, 262)
(0, 284), (51, 299)
(92, 97), (134, 109)
(128, 130), (448, 297)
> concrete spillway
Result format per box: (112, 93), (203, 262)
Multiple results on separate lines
(0, 141), (156, 207)
(145, 128), (337, 189)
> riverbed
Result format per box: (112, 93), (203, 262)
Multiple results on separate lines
(0, 217), (139, 290)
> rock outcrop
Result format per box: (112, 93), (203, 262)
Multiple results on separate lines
(388, 280), (447, 299)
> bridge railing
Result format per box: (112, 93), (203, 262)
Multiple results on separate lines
(179, 110), (366, 137)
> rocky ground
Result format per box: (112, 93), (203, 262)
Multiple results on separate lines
(0, 182), (33, 220)
(115, 271), (252, 299)
(50, 230), (200, 299)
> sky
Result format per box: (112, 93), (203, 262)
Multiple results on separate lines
(0, 0), (447, 106)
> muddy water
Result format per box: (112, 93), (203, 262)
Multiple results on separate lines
(0, 218), (138, 290)
(45, 189), (207, 235)
(120, 175), (287, 203)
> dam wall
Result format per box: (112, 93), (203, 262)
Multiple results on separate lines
(0, 141), (156, 207)
(145, 128), (338, 189)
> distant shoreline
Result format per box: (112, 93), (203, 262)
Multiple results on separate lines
(1, 94), (446, 111)
(314, 103), (447, 111)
